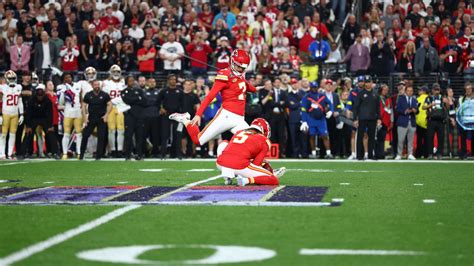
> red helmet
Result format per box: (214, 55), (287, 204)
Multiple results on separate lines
(250, 118), (271, 138)
(230, 49), (250, 77)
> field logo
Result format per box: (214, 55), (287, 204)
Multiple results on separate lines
(77, 245), (276, 264)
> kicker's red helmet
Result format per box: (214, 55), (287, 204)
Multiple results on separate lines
(250, 118), (271, 138)
(230, 49), (250, 77)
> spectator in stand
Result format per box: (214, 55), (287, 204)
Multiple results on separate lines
(370, 31), (393, 77)
(399, 41), (416, 73)
(128, 19), (144, 42)
(247, 12), (272, 45)
(10, 35), (31, 73)
(159, 32), (184, 75)
(59, 37), (80, 73)
(309, 33), (330, 63)
(341, 34), (370, 75)
(395, 85), (418, 160)
(415, 86), (429, 159)
(34, 31), (59, 79)
(198, 3), (214, 32)
(414, 37), (439, 75)
(296, 16), (317, 63)
(181, 80), (200, 158)
(423, 83), (447, 160)
(137, 39), (156, 76)
(439, 36), (462, 75)
(186, 33), (213, 76)
(375, 84), (392, 159)
(342, 14), (360, 51)
(80, 24), (101, 70)
(214, 37), (232, 70)
(294, 0), (314, 23)
(50, 29), (64, 52)
(209, 19), (232, 49)
(312, 12), (334, 43)
(213, 6), (236, 30)
(99, 35), (114, 71)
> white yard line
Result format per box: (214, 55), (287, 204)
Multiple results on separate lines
(0, 205), (141, 266)
(299, 248), (425, 256)
(0, 162), (29, 166)
(0, 201), (334, 207)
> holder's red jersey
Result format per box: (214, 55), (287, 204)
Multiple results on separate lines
(196, 68), (256, 117)
(217, 130), (271, 169)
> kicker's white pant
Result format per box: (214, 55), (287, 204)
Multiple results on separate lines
(217, 162), (273, 178)
(198, 108), (248, 145)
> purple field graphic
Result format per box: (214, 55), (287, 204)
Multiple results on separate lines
(0, 186), (338, 206)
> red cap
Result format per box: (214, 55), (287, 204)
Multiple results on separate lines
(291, 78), (298, 84)
(36, 21), (44, 27)
(325, 79), (334, 85)
(131, 18), (138, 24)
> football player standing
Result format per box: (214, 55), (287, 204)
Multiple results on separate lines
(59, 73), (83, 159)
(0, 71), (24, 159)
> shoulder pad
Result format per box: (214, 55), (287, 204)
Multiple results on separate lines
(215, 69), (231, 81)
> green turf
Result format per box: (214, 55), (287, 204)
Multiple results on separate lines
(0, 160), (473, 265)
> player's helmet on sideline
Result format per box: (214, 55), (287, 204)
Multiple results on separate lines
(230, 49), (250, 77)
(109, 64), (122, 80)
(31, 72), (39, 87)
(4, 70), (17, 87)
(84, 67), (97, 82)
(250, 118), (271, 138)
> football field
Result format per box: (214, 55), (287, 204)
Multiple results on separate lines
(0, 159), (473, 266)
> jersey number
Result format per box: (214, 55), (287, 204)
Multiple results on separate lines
(110, 90), (119, 99)
(232, 131), (249, 144)
(6, 94), (19, 106)
(238, 82), (246, 101)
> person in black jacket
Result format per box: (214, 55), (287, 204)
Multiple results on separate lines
(287, 79), (307, 158)
(157, 74), (184, 159)
(143, 78), (161, 157)
(121, 76), (147, 160)
(18, 84), (59, 159)
(422, 83), (447, 160)
(259, 78), (288, 158)
(370, 31), (392, 77)
(80, 80), (112, 160)
(353, 75), (381, 160)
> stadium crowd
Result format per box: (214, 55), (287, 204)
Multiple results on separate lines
(0, 0), (473, 160)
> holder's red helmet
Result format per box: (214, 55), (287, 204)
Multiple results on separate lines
(250, 118), (271, 138)
(230, 49), (250, 77)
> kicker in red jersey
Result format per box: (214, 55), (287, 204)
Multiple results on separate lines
(196, 68), (256, 117)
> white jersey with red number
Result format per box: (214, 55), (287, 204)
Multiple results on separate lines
(102, 79), (125, 105)
(1, 84), (23, 115)
(75, 80), (94, 96)
(61, 83), (83, 118)
(196, 68), (256, 117)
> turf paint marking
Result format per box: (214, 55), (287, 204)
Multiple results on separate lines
(0, 180), (21, 183)
(187, 169), (216, 172)
(414, 183), (424, 186)
(343, 170), (383, 173)
(289, 168), (335, 173)
(117, 181), (129, 184)
(149, 175), (226, 201)
(299, 249), (425, 256)
(331, 198), (344, 203)
(0, 205), (141, 266)
(0, 162), (29, 167)
(77, 245), (276, 264)
(43, 181), (55, 184)
(423, 199), (436, 204)
(339, 183), (350, 185)
(139, 169), (164, 172)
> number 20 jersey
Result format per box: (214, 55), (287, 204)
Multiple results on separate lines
(1, 84), (23, 115)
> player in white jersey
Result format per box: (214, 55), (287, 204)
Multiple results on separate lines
(75, 67), (96, 96)
(59, 73), (83, 159)
(0, 70), (24, 159)
(102, 65), (125, 157)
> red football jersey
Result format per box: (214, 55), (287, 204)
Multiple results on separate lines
(196, 68), (256, 117)
(217, 130), (271, 169)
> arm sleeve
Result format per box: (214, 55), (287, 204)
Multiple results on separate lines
(300, 97), (309, 122)
(245, 80), (257, 93)
(353, 93), (360, 120)
(18, 97), (24, 115)
(375, 96), (381, 119)
(252, 140), (269, 166)
(396, 97), (405, 115)
(195, 80), (226, 117)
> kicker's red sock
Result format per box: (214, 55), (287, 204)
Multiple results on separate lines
(186, 124), (201, 145)
(251, 175), (279, 185)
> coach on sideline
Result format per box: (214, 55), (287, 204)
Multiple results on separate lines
(352, 75), (381, 160)
(80, 80), (112, 160)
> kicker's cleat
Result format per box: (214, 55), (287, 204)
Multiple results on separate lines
(224, 177), (233, 185)
(236, 177), (249, 187)
(274, 167), (287, 178)
(169, 112), (191, 123)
